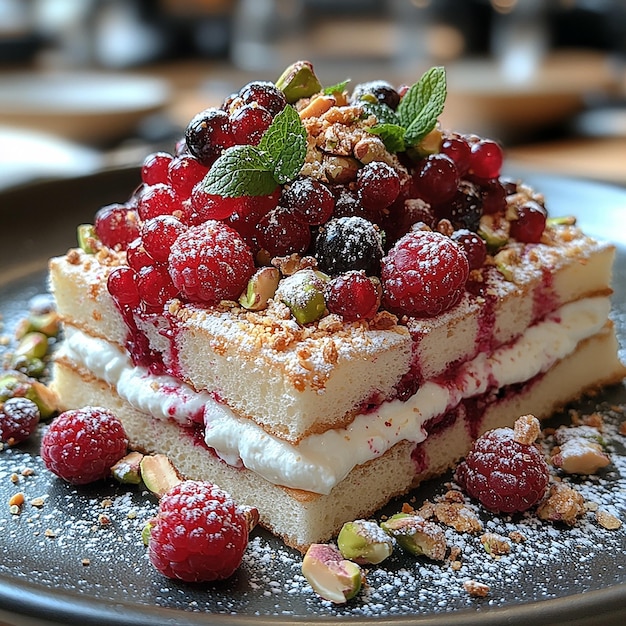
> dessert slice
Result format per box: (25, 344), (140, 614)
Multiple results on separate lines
(48, 63), (625, 550)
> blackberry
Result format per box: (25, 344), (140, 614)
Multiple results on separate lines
(436, 180), (482, 231)
(315, 217), (384, 276)
(351, 80), (400, 110)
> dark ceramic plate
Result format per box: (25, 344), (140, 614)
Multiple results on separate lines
(0, 170), (625, 626)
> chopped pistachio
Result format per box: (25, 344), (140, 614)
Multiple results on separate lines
(276, 60), (322, 104)
(77, 224), (98, 254)
(338, 519), (394, 564)
(239, 267), (280, 311)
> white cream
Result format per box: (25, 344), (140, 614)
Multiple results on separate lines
(59, 296), (610, 495)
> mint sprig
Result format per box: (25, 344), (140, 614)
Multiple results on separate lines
(323, 79), (350, 96)
(203, 105), (307, 197)
(368, 66), (446, 153)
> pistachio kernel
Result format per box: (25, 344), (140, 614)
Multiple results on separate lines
(275, 269), (328, 325)
(337, 519), (394, 565)
(275, 60), (322, 104)
(239, 267), (280, 311)
(77, 224), (99, 254)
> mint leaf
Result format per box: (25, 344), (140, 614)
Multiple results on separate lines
(397, 66), (446, 147)
(258, 105), (307, 184)
(323, 79), (350, 95)
(203, 145), (277, 197)
(368, 123), (406, 153)
(361, 102), (400, 126)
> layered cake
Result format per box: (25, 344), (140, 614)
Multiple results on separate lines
(48, 63), (625, 551)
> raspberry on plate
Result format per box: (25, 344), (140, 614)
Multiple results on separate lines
(148, 480), (249, 582)
(381, 230), (469, 317)
(455, 415), (550, 514)
(0, 397), (40, 445)
(40, 407), (128, 485)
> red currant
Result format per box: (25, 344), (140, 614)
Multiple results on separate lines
(283, 178), (335, 226)
(256, 207), (311, 257)
(137, 184), (178, 220)
(140, 216), (186, 264)
(412, 154), (459, 205)
(136, 264), (180, 310)
(230, 103), (273, 146)
(441, 136), (471, 176)
(509, 200), (547, 243)
(469, 140), (503, 180)
(185, 108), (235, 166)
(238, 81), (286, 116)
(94, 203), (140, 250)
(451, 229), (487, 270)
(325, 271), (380, 321)
(357, 161), (401, 211)
(167, 155), (209, 199)
(107, 266), (140, 307)
(141, 152), (172, 186)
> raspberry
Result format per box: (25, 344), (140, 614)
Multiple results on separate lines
(168, 220), (255, 304)
(455, 426), (550, 514)
(148, 480), (249, 582)
(40, 407), (128, 485)
(0, 397), (40, 445)
(94, 203), (140, 250)
(381, 230), (469, 317)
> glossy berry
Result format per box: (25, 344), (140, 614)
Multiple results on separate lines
(136, 264), (180, 310)
(148, 480), (249, 582)
(351, 80), (400, 110)
(136, 184), (178, 221)
(481, 178), (507, 215)
(381, 230), (469, 317)
(437, 180), (482, 231)
(451, 228), (487, 270)
(169, 221), (255, 304)
(283, 178), (335, 225)
(255, 207), (311, 257)
(185, 108), (235, 166)
(509, 200), (547, 243)
(107, 266), (140, 307)
(0, 397), (39, 445)
(455, 426), (550, 513)
(167, 155), (209, 199)
(40, 407), (128, 485)
(141, 152), (172, 186)
(230, 103), (273, 145)
(441, 136), (471, 176)
(356, 161), (401, 211)
(238, 81), (286, 116)
(94, 203), (140, 250)
(469, 139), (503, 180)
(140, 215), (186, 264)
(315, 216), (384, 276)
(225, 191), (281, 249)
(412, 154), (460, 205)
(188, 186), (243, 224)
(331, 188), (367, 220)
(325, 271), (380, 321)
(126, 237), (154, 272)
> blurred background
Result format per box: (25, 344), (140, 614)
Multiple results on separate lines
(1, 0), (625, 190)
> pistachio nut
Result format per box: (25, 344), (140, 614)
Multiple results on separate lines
(381, 513), (447, 561)
(239, 267), (280, 311)
(275, 60), (322, 104)
(337, 519), (394, 564)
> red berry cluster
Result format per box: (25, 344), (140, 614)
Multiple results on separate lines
(94, 68), (550, 323)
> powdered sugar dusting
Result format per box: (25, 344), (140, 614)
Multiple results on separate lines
(1, 398), (625, 622)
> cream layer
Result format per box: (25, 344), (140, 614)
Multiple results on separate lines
(57, 296), (611, 495)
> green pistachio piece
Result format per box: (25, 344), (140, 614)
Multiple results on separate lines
(77, 223), (98, 254)
(381, 513), (447, 561)
(302, 543), (363, 603)
(111, 451), (144, 485)
(15, 311), (60, 339)
(13, 332), (48, 361)
(547, 215), (576, 227)
(141, 519), (155, 546)
(239, 267), (280, 311)
(276, 60), (322, 104)
(338, 519), (394, 564)
(275, 269), (327, 325)
(140, 454), (183, 498)
(477, 214), (508, 254)
(0, 371), (58, 419)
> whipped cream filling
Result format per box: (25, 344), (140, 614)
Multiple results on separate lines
(59, 296), (610, 495)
